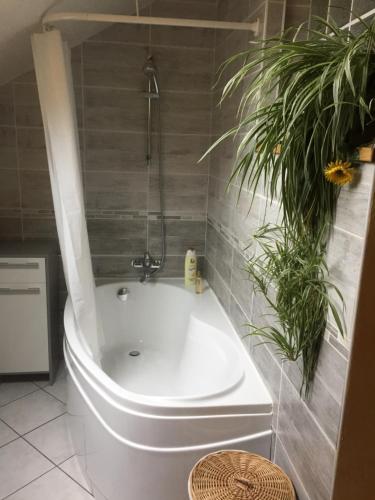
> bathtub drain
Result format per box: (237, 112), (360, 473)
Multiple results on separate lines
(129, 350), (140, 357)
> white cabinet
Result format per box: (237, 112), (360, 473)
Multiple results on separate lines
(0, 244), (59, 381)
(0, 258), (49, 373)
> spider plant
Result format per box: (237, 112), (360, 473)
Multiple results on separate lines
(202, 16), (375, 394)
(246, 224), (345, 394)
(205, 16), (375, 235)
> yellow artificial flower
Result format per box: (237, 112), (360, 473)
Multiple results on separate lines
(324, 160), (354, 186)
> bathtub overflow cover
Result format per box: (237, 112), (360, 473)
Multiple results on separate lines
(129, 350), (140, 357)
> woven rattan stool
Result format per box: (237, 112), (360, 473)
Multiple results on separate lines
(188, 450), (296, 500)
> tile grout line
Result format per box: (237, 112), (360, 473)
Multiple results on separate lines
(0, 385), (40, 409)
(0, 414), (92, 497)
(0, 410), (67, 441)
(1, 467), (56, 500)
(57, 457), (94, 496)
(21, 411), (68, 438)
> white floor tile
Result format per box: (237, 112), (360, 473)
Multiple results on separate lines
(0, 420), (17, 448)
(24, 414), (74, 465)
(44, 364), (68, 404)
(0, 390), (65, 435)
(0, 382), (38, 407)
(6, 467), (93, 499)
(60, 455), (92, 493)
(0, 438), (53, 499)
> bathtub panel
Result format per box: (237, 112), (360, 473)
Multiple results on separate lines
(84, 399), (271, 500)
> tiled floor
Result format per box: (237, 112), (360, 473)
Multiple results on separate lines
(0, 363), (93, 499)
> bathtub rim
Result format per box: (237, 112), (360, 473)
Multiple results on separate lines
(64, 278), (273, 417)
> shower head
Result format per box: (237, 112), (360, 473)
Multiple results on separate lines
(143, 57), (157, 77)
(143, 56), (160, 97)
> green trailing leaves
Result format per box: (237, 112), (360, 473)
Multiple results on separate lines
(245, 224), (345, 395)
(204, 17), (375, 234)
(203, 17), (375, 395)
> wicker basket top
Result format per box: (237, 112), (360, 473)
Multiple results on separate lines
(188, 450), (296, 500)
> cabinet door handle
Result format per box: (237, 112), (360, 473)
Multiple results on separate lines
(0, 262), (39, 270)
(0, 288), (40, 295)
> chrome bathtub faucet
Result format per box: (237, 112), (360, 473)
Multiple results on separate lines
(131, 251), (161, 282)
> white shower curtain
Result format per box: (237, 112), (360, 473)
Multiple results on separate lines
(31, 29), (103, 361)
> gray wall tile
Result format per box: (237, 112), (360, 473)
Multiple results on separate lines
(0, 217), (22, 239)
(229, 294), (251, 341)
(252, 341), (282, 408)
(87, 218), (146, 239)
(335, 164), (374, 237)
(151, 46), (213, 92)
(83, 43), (149, 89)
(159, 91), (211, 135)
(230, 249), (254, 319)
(0, 170), (20, 208)
(84, 87), (147, 132)
(0, 127), (17, 169)
(266, 1), (286, 36)
(218, 0), (249, 22)
(326, 226), (364, 332)
(92, 256), (138, 278)
(213, 229), (234, 283)
(89, 21), (149, 44)
(85, 172), (148, 211)
(88, 218), (147, 256)
(23, 217), (57, 239)
(205, 259), (231, 311)
(149, 219), (206, 255)
(151, 24), (214, 49)
(284, 357), (342, 446)
(14, 84), (42, 127)
(315, 339), (348, 403)
(329, 1), (352, 26)
(231, 192), (261, 248)
(310, 0), (329, 20)
(278, 373), (336, 500)
(17, 127), (48, 170)
(353, 0), (375, 16)
(150, 0), (214, 21)
(149, 173), (208, 213)
(154, 133), (210, 174)
(0, 84), (14, 125)
(84, 131), (147, 173)
(20, 170), (53, 209)
(274, 438), (310, 500)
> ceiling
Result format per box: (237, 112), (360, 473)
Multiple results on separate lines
(0, 0), (152, 85)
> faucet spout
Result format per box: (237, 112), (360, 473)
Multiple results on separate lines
(131, 251), (162, 282)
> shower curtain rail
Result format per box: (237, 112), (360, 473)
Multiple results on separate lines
(42, 11), (260, 35)
(341, 7), (375, 31)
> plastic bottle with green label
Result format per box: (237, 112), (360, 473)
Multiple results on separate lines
(184, 248), (197, 288)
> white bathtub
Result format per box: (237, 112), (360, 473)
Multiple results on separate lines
(64, 279), (272, 500)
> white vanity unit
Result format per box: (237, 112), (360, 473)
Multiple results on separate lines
(0, 241), (59, 383)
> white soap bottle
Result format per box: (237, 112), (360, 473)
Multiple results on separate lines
(185, 248), (197, 288)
